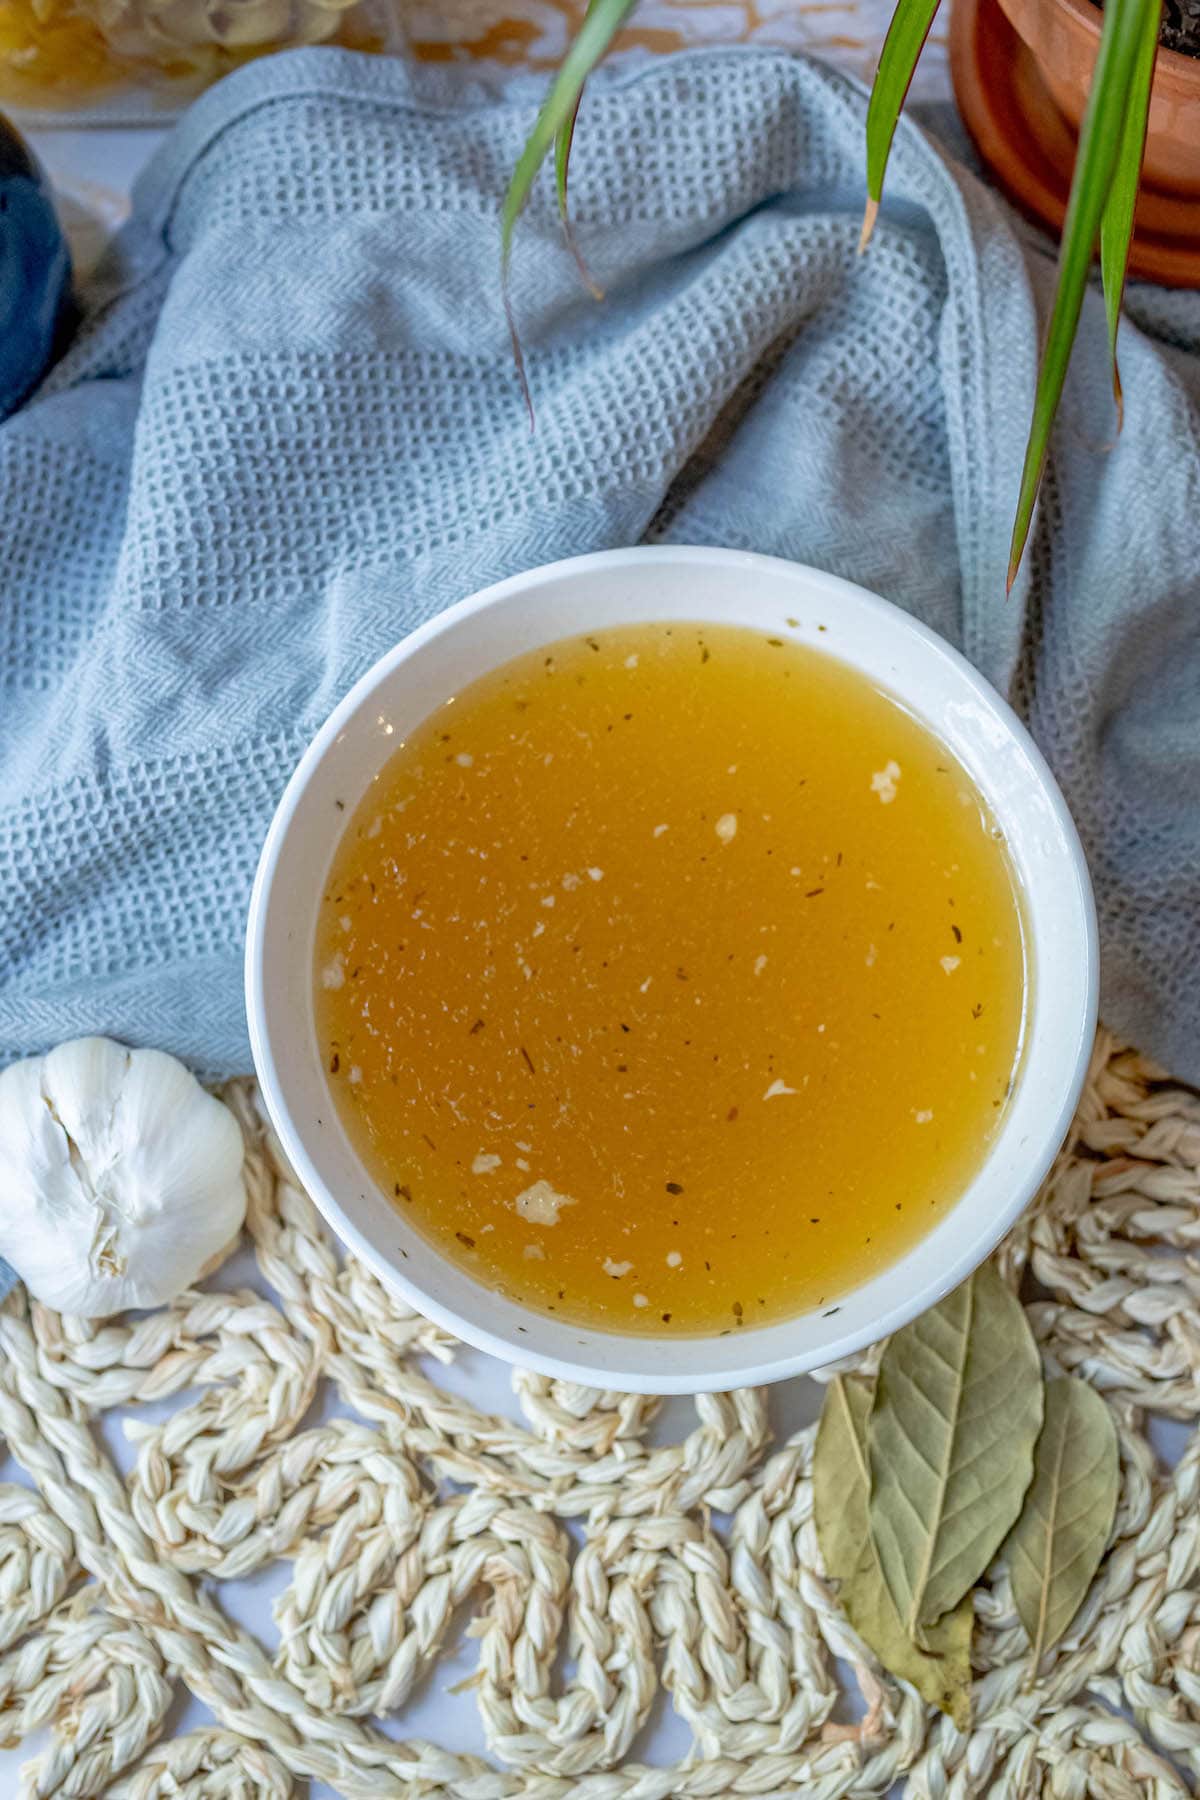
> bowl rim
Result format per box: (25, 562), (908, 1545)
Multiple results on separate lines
(246, 545), (1098, 1393)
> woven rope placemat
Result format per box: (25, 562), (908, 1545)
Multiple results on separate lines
(1, 1027), (1198, 1797)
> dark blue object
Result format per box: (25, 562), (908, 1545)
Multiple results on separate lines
(0, 112), (72, 420)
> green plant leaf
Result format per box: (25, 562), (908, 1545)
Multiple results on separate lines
(868, 1262), (1043, 1640)
(553, 101), (576, 225)
(815, 1375), (972, 1725)
(1099, 0), (1159, 431)
(500, 0), (632, 404)
(1003, 1376), (1120, 1667)
(861, 0), (943, 249)
(553, 0), (604, 300)
(501, 0), (635, 279)
(1007, 0), (1164, 588)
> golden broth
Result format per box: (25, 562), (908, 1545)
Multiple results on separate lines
(315, 622), (1026, 1336)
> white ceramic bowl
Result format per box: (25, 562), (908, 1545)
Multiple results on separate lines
(246, 546), (1097, 1394)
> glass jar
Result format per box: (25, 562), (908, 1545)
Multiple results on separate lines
(0, 0), (400, 115)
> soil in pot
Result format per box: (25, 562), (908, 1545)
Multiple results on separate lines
(1154, 0), (1199, 56)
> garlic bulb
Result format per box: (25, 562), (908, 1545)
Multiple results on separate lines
(0, 1037), (245, 1317)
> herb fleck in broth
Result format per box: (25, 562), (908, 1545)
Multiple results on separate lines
(315, 623), (1026, 1335)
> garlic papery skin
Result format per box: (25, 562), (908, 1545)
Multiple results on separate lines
(0, 1037), (245, 1317)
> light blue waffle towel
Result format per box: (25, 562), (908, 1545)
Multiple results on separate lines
(1, 45), (1198, 1103)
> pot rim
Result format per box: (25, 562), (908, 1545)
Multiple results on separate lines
(1017, 0), (1200, 92)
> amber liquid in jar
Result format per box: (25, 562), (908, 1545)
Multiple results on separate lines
(0, 0), (388, 111)
(315, 622), (1026, 1336)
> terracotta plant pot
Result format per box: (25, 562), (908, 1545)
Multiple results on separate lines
(950, 0), (1200, 286)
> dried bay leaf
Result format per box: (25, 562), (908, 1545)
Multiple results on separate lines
(1003, 1375), (1119, 1666)
(814, 1375), (972, 1727)
(868, 1262), (1043, 1640)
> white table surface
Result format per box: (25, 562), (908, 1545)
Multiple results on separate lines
(5, 29), (952, 1793)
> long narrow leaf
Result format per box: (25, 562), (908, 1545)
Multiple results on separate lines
(1008, 0), (1162, 588)
(1099, 0), (1159, 431)
(501, 0), (633, 408)
(502, 0), (635, 278)
(554, 0), (605, 300)
(861, 0), (943, 249)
